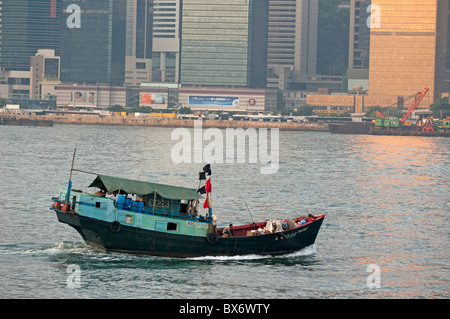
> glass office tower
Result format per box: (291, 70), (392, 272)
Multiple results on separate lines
(180, 0), (269, 88)
(60, 0), (127, 85)
(0, 0), (62, 71)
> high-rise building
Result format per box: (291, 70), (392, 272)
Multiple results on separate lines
(347, 0), (371, 91)
(0, 0), (62, 71)
(30, 49), (61, 100)
(125, 0), (153, 86)
(180, 0), (269, 88)
(368, 0), (448, 105)
(151, 0), (182, 83)
(60, 0), (127, 86)
(266, 0), (318, 91)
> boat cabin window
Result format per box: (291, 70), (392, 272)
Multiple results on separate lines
(95, 202), (101, 208)
(167, 222), (177, 231)
(155, 220), (178, 232)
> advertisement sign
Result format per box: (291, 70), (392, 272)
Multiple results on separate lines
(87, 92), (95, 105)
(72, 91), (95, 106)
(72, 91), (84, 103)
(141, 93), (166, 106)
(189, 96), (239, 107)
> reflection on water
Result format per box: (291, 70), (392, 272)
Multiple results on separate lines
(0, 125), (448, 298)
(341, 136), (449, 298)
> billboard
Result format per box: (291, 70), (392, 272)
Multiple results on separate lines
(71, 91), (95, 106)
(188, 96), (239, 107)
(141, 93), (166, 106)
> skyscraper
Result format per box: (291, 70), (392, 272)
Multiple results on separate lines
(267, 0), (318, 89)
(347, 0), (371, 91)
(60, 0), (127, 86)
(180, 0), (269, 88)
(152, 0), (182, 83)
(128, 0), (153, 59)
(0, 0), (62, 71)
(368, 0), (448, 105)
(125, 0), (153, 86)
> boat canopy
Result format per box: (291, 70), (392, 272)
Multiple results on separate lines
(89, 174), (203, 200)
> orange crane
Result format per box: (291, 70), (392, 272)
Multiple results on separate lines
(376, 110), (386, 119)
(400, 87), (429, 125)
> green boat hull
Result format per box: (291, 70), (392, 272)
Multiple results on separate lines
(55, 210), (324, 258)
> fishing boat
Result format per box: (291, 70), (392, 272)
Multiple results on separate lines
(51, 150), (325, 258)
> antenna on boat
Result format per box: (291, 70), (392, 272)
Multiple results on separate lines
(69, 145), (77, 180)
(245, 202), (255, 224)
(65, 145), (77, 202)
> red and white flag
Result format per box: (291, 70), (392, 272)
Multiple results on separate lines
(205, 178), (211, 193)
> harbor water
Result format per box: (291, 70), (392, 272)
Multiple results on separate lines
(0, 124), (448, 299)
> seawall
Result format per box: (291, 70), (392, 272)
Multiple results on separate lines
(0, 113), (330, 132)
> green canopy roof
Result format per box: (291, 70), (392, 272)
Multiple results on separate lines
(89, 174), (203, 200)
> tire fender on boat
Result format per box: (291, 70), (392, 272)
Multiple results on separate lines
(206, 233), (218, 244)
(110, 221), (121, 233)
(277, 233), (287, 242)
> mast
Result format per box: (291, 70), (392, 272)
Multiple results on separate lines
(208, 177), (212, 219)
(65, 145), (77, 202)
(204, 164), (212, 219)
(198, 164), (212, 220)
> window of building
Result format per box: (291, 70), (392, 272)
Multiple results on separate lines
(136, 62), (146, 70)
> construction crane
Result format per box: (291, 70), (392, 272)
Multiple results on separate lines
(376, 110), (386, 119)
(399, 87), (429, 125)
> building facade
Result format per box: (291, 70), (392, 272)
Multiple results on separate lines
(60, 0), (127, 86)
(0, 0), (62, 71)
(347, 0), (371, 91)
(368, 0), (448, 106)
(180, 0), (269, 88)
(30, 49), (61, 100)
(55, 85), (127, 108)
(266, 0), (318, 90)
(124, 0), (154, 86)
(151, 0), (182, 84)
(0, 70), (31, 101)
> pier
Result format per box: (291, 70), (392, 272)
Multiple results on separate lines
(0, 113), (330, 132)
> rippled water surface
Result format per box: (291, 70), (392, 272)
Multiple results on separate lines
(0, 124), (448, 299)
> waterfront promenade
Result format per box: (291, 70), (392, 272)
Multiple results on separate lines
(0, 113), (330, 132)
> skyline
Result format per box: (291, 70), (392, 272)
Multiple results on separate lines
(0, 0), (448, 111)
